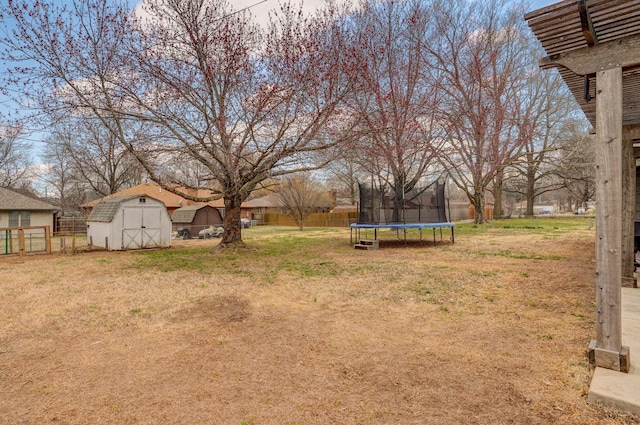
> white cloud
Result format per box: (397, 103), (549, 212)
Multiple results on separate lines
(234, 0), (329, 27)
(132, 0), (338, 28)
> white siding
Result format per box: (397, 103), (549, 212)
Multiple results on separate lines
(87, 197), (171, 251)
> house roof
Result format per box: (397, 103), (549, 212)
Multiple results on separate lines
(87, 195), (147, 223)
(171, 205), (216, 223)
(81, 183), (249, 210)
(0, 187), (58, 211)
(82, 183), (192, 209)
(247, 192), (333, 208)
(246, 193), (281, 208)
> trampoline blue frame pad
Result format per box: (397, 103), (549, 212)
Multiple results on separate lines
(349, 222), (455, 246)
(350, 223), (455, 230)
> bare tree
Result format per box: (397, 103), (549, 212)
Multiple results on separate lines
(275, 174), (329, 231)
(324, 154), (367, 205)
(40, 135), (86, 213)
(47, 119), (145, 197)
(430, 0), (530, 223)
(1, 0), (355, 249)
(501, 62), (583, 217)
(555, 125), (595, 210)
(0, 122), (32, 189)
(346, 0), (443, 220)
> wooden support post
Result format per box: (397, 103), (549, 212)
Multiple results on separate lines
(622, 127), (636, 288)
(590, 66), (630, 372)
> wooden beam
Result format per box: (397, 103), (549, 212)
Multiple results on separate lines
(591, 66), (629, 372)
(578, 0), (598, 46)
(625, 126), (640, 141)
(622, 127), (635, 287)
(540, 33), (640, 75)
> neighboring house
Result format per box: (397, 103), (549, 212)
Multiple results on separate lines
(80, 183), (257, 219)
(247, 192), (338, 225)
(245, 193), (282, 216)
(0, 187), (58, 232)
(248, 192), (333, 214)
(330, 204), (357, 213)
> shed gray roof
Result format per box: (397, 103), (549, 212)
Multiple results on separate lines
(0, 187), (58, 211)
(87, 194), (146, 223)
(171, 205), (209, 223)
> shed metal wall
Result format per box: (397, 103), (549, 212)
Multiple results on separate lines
(87, 197), (171, 251)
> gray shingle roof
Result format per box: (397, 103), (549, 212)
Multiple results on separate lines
(0, 187), (58, 211)
(170, 205), (204, 224)
(87, 195), (144, 223)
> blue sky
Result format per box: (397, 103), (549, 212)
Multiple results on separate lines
(4, 0), (563, 153)
(232, 0), (562, 26)
(528, 0), (558, 11)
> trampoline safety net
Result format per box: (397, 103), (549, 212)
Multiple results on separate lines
(357, 181), (447, 225)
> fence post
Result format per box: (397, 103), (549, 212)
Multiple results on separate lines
(45, 226), (52, 254)
(17, 227), (25, 255)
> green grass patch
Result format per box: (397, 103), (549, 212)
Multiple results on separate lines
(127, 230), (346, 279)
(455, 216), (594, 236)
(125, 220), (579, 278)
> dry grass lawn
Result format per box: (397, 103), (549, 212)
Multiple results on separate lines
(1, 218), (639, 424)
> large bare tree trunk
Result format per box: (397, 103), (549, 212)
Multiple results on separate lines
(493, 171), (504, 219)
(218, 195), (245, 250)
(525, 171), (536, 218)
(473, 192), (487, 224)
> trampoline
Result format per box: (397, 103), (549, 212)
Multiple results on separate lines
(351, 180), (455, 247)
(350, 222), (455, 246)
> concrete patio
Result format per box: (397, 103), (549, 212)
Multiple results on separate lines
(589, 287), (640, 415)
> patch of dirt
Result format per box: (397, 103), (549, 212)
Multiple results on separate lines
(172, 295), (251, 324)
(1, 226), (638, 424)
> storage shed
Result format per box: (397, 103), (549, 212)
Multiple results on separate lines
(171, 204), (224, 239)
(87, 195), (171, 251)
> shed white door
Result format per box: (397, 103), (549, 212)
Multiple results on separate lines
(122, 206), (163, 249)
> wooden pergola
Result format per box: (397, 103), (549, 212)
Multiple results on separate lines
(525, 0), (640, 373)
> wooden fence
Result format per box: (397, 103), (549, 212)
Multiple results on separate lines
(54, 216), (87, 236)
(0, 226), (52, 256)
(260, 212), (358, 228)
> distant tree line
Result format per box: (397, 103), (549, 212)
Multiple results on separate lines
(0, 0), (593, 248)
